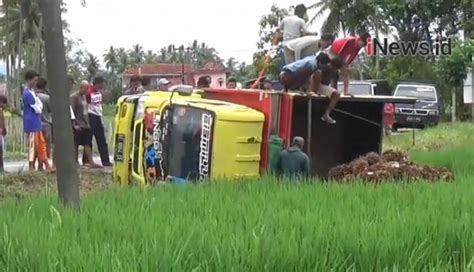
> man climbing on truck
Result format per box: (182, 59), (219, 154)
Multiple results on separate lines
(279, 52), (345, 124)
(309, 53), (345, 124)
(325, 33), (371, 95)
(279, 52), (344, 89)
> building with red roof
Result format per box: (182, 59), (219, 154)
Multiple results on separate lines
(122, 61), (229, 90)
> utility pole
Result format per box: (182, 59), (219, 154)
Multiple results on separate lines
(463, 0), (474, 121)
(39, 0), (81, 209)
(171, 45), (198, 85)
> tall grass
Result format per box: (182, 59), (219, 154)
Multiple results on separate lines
(0, 124), (473, 270)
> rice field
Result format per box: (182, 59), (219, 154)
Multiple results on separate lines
(0, 123), (474, 271)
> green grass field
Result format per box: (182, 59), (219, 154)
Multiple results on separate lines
(1, 123), (474, 270)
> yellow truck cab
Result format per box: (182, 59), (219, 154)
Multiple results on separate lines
(113, 88), (264, 186)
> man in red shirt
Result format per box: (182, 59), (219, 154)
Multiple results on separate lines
(86, 76), (112, 167)
(326, 33), (370, 95)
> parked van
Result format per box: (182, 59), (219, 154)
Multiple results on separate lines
(393, 82), (440, 130)
(338, 80), (394, 133)
(337, 79), (392, 96)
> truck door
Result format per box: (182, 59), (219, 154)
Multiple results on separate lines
(131, 118), (145, 185)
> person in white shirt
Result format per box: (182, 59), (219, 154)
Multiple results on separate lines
(276, 4), (317, 46)
(157, 78), (171, 91)
(284, 34), (335, 64)
(86, 76), (112, 167)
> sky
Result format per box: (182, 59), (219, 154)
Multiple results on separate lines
(62, 0), (325, 66)
(0, 0), (325, 73)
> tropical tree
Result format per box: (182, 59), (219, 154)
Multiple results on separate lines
(103, 46), (118, 72)
(129, 44), (144, 66)
(116, 47), (129, 73)
(1, 0), (43, 70)
(158, 48), (168, 63)
(309, 0), (390, 36)
(253, 4), (289, 80)
(1, 0), (43, 108)
(84, 52), (99, 80)
(436, 40), (474, 122)
(226, 57), (236, 73)
(375, 0), (461, 43)
(154, 41), (222, 67)
(257, 4), (289, 50)
(144, 50), (158, 64)
(67, 49), (87, 80)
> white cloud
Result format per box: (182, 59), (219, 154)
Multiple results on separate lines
(63, 0), (324, 65)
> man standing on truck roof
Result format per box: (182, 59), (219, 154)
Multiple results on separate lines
(325, 33), (370, 95)
(283, 34), (335, 65)
(276, 4), (317, 66)
(276, 136), (310, 179)
(277, 4), (316, 45)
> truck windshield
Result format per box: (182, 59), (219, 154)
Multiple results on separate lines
(165, 106), (214, 180)
(338, 83), (372, 95)
(394, 86), (436, 101)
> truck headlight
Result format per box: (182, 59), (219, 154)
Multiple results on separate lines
(428, 110), (438, 116)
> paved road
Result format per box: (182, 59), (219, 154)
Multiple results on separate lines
(4, 155), (114, 173)
(389, 128), (421, 136)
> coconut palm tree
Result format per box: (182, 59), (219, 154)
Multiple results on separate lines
(103, 46), (118, 72)
(158, 48), (168, 63)
(226, 57), (236, 73)
(1, 0), (43, 109)
(3, 1), (43, 65)
(144, 50), (158, 64)
(115, 48), (129, 73)
(308, 0), (388, 35)
(129, 44), (144, 66)
(84, 52), (99, 80)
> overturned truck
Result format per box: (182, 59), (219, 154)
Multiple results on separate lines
(203, 88), (415, 177)
(112, 87), (415, 185)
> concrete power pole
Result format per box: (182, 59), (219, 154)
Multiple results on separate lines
(465, 0), (474, 121)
